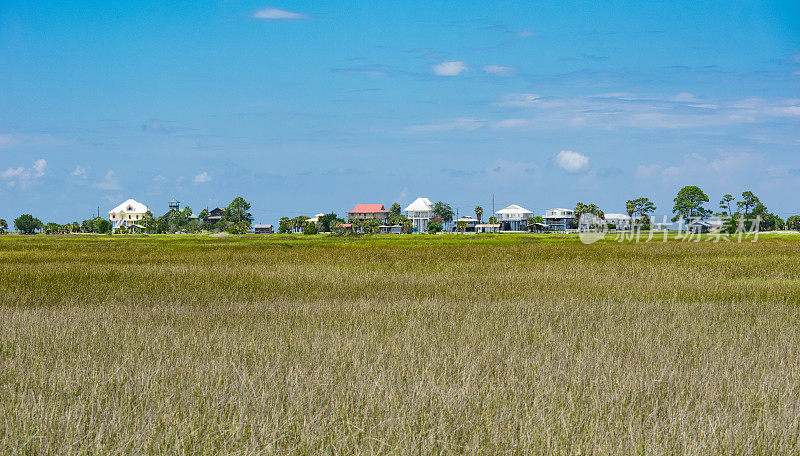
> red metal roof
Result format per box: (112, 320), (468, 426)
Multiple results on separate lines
(347, 203), (388, 214)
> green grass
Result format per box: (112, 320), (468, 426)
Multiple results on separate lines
(1, 234), (799, 454)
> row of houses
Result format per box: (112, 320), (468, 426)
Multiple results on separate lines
(107, 197), (638, 234)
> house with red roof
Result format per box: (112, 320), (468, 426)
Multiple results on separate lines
(346, 203), (389, 223)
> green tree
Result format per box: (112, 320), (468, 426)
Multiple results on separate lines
(737, 191), (760, 217)
(672, 186), (711, 222)
(786, 215), (800, 231)
(318, 213), (343, 232)
(225, 197), (253, 224)
(198, 208), (209, 220)
(456, 220), (468, 233)
(574, 202), (604, 228)
(292, 216), (310, 233)
(362, 219), (381, 234)
(14, 214), (43, 234)
(474, 206), (484, 222)
(719, 194), (735, 217)
(427, 220), (443, 234)
(626, 197), (656, 224)
(278, 217), (292, 234)
(0, 219), (7, 234)
(303, 220), (317, 235)
(44, 222), (61, 234)
(433, 202), (454, 228)
(389, 203), (402, 217)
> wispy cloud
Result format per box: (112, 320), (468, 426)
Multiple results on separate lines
(482, 65), (515, 76)
(555, 150), (589, 173)
(1, 158), (47, 188)
(141, 119), (171, 134)
(193, 171), (211, 184)
(95, 170), (122, 190)
(252, 8), (307, 20)
(432, 61), (467, 76)
(71, 165), (87, 178)
(406, 118), (485, 133)
(493, 93), (800, 130)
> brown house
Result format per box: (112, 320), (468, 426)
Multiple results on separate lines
(346, 204), (389, 223)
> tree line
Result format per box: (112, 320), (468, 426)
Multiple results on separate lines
(3, 197), (254, 235)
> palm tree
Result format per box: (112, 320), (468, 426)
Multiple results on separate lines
(474, 206), (483, 222)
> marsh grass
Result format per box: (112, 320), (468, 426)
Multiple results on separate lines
(1, 234), (799, 454)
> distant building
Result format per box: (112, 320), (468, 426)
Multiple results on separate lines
(604, 213), (632, 229)
(346, 204), (389, 223)
(108, 199), (148, 233)
(453, 215), (479, 232)
(544, 208), (574, 231)
(253, 224), (273, 234)
(205, 207), (225, 224)
(379, 225), (403, 234)
(404, 197), (435, 233)
(495, 204), (534, 231)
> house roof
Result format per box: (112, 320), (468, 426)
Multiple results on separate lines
(604, 213), (631, 220)
(108, 199), (148, 215)
(253, 224), (273, 228)
(404, 197), (434, 212)
(347, 204), (388, 214)
(495, 204), (533, 215)
(455, 216), (479, 222)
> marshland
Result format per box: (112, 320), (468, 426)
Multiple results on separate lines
(1, 233), (799, 454)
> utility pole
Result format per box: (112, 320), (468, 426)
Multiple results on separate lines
(492, 194), (495, 233)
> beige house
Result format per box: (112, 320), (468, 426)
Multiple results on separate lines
(108, 199), (149, 232)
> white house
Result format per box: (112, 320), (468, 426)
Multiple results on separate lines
(404, 197), (434, 233)
(544, 208), (574, 231)
(108, 199), (149, 232)
(495, 204), (534, 231)
(453, 215), (479, 232)
(604, 213), (632, 229)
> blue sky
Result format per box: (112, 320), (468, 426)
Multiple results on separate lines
(1, 0), (799, 224)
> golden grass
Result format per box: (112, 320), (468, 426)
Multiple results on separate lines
(0, 234), (799, 454)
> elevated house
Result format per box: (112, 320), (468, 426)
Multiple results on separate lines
(495, 204), (534, 231)
(205, 207), (225, 224)
(544, 208), (574, 231)
(453, 215), (479, 232)
(346, 204), (389, 223)
(108, 199), (148, 233)
(404, 197), (435, 233)
(604, 213), (632, 230)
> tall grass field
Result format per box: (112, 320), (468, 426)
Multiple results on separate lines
(1, 234), (799, 454)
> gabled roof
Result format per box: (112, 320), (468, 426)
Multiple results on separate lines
(404, 197), (434, 212)
(455, 216), (479, 222)
(495, 204), (533, 215)
(108, 199), (148, 214)
(604, 213), (631, 220)
(347, 204), (387, 214)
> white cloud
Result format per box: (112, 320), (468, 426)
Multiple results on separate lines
(1, 167), (24, 180)
(95, 170), (121, 190)
(496, 93), (541, 107)
(253, 8), (306, 20)
(71, 165), (87, 178)
(1, 158), (46, 188)
(494, 93), (800, 130)
(406, 118), (485, 133)
(492, 118), (529, 128)
(672, 92), (698, 102)
(193, 171), (211, 184)
(483, 65), (515, 76)
(432, 61), (467, 76)
(555, 150), (589, 173)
